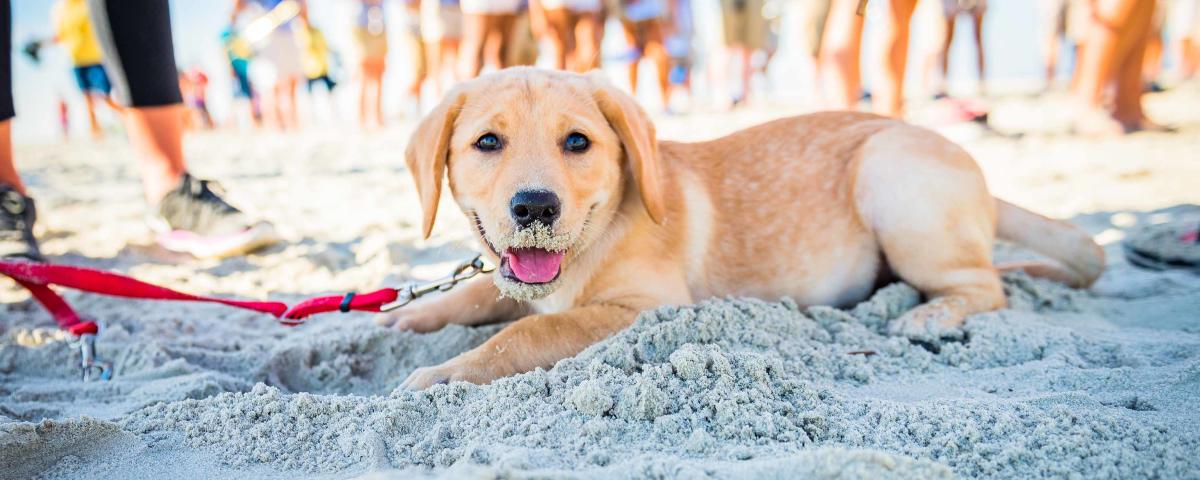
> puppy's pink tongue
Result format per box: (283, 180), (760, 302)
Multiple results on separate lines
(505, 248), (564, 283)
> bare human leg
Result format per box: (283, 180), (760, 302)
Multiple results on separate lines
(972, 9), (985, 95)
(84, 93), (102, 138)
(818, 0), (865, 110)
(937, 13), (955, 97)
(0, 120), (21, 193)
(482, 14), (516, 70)
(622, 20), (640, 95)
(643, 20), (670, 106)
(573, 12), (601, 71)
(873, 0), (917, 117)
(1074, 0), (1155, 134)
(543, 7), (571, 70)
(1113, 0), (1161, 131)
(458, 13), (487, 78)
(122, 105), (186, 203)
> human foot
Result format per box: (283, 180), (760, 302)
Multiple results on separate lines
(150, 173), (279, 258)
(0, 184), (43, 261)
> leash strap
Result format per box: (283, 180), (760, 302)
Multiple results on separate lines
(282, 288), (398, 323)
(0, 260), (289, 334)
(281, 254), (494, 322)
(2, 254), (497, 329)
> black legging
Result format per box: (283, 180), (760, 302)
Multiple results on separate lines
(0, 0), (182, 122)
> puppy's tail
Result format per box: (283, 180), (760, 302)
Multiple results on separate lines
(994, 198), (1106, 288)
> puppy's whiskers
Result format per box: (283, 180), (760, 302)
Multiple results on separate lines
(469, 210), (500, 255)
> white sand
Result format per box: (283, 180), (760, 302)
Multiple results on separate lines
(3, 86), (1200, 479)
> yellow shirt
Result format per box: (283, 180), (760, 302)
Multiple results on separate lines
(225, 34), (254, 61)
(52, 0), (104, 66)
(295, 25), (330, 79)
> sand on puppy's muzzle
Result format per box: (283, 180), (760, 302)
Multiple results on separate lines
(489, 222), (577, 300)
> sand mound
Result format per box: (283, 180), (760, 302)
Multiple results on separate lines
(6, 273), (1194, 479)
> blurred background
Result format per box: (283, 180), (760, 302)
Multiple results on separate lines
(9, 0), (1196, 142)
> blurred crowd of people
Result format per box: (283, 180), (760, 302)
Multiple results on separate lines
(39, 0), (1200, 136)
(211, 0), (705, 128)
(199, 0), (1200, 134)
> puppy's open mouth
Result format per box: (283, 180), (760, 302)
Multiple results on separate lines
(469, 210), (576, 297)
(500, 248), (564, 284)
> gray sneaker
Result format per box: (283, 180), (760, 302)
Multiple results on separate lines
(150, 174), (279, 259)
(0, 184), (43, 262)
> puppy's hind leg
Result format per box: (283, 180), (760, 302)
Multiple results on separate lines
(855, 127), (1006, 342)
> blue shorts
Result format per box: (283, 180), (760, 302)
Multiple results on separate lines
(73, 64), (112, 95)
(306, 75), (337, 93)
(232, 61), (253, 99)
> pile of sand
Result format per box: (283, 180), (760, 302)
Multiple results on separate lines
(4, 268), (1199, 479)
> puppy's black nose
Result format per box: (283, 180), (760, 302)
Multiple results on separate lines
(510, 189), (561, 227)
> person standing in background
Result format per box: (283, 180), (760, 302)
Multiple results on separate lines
(57, 97), (70, 139)
(420, 0), (462, 99)
(185, 67), (214, 129)
(52, 0), (120, 138)
(930, 0), (987, 98)
(663, 0), (694, 112)
(232, 0), (306, 131)
(2, 0), (279, 261)
(296, 17), (336, 95)
(619, 0), (670, 107)
(817, 0), (925, 117)
(1169, 0), (1200, 80)
(873, 0), (918, 117)
(353, 0), (388, 128)
(798, 0), (831, 104)
(716, 0), (767, 107)
(1142, 0), (1166, 92)
(817, 0), (864, 110)
(1038, 0), (1071, 91)
(507, 1), (541, 67)
(295, 16), (337, 124)
(401, 0), (427, 114)
(221, 27), (261, 128)
(1073, 0), (1164, 134)
(531, 0), (603, 71)
(458, 0), (521, 78)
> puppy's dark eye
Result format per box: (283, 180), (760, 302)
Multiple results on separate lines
(474, 133), (502, 152)
(564, 132), (590, 153)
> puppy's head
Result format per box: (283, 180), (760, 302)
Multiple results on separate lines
(405, 68), (664, 300)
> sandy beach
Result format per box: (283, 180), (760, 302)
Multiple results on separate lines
(2, 85), (1200, 479)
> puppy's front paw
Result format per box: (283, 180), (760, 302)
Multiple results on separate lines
(375, 304), (450, 333)
(887, 299), (967, 344)
(400, 356), (496, 390)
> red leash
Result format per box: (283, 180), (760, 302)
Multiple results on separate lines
(0, 259), (290, 380)
(1, 254), (493, 379)
(0, 260), (405, 330)
(282, 254), (494, 322)
(281, 288), (399, 324)
(0, 260), (289, 333)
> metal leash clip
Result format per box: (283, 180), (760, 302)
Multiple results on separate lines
(379, 254), (495, 312)
(76, 332), (112, 381)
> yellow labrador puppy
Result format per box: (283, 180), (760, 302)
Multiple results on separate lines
(382, 68), (1105, 389)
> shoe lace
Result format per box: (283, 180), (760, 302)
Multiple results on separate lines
(0, 190), (29, 238)
(184, 177), (237, 212)
(159, 175), (247, 235)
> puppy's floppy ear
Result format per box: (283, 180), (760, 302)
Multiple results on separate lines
(589, 73), (666, 224)
(406, 90), (466, 238)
